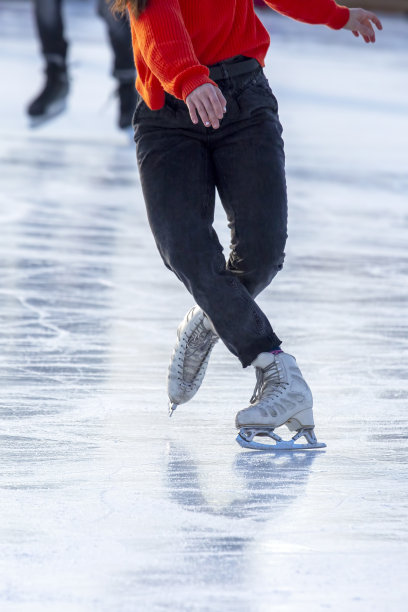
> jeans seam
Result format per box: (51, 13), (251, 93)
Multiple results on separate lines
(203, 136), (211, 217)
(232, 67), (264, 97)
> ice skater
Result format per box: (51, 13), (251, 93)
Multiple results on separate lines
(114, 0), (382, 449)
(27, 0), (136, 128)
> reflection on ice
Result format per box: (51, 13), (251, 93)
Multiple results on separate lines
(167, 442), (317, 518)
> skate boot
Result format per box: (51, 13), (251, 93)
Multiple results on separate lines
(27, 62), (69, 125)
(236, 352), (326, 450)
(117, 82), (137, 129)
(168, 306), (219, 416)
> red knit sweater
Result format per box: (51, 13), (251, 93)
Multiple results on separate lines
(129, 1), (350, 110)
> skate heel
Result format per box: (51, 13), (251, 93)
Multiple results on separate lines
(286, 408), (315, 431)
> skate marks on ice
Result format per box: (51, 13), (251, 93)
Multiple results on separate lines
(0, 139), (137, 414)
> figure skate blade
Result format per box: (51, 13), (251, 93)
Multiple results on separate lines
(29, 99), (67, 128)
(168, 402), (177, 417)
(236, 432), (326, 451)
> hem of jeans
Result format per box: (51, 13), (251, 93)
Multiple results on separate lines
(239, 334), (282, 368)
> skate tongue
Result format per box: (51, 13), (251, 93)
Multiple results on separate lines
(251, 352), (276, 369)
(202, 314), (217, 335)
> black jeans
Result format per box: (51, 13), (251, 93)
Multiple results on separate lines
(134, 64), (288, 367)
(33, 0), (135, 81)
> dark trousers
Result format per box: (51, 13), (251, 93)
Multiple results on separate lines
(32, 0), (135, 81)
(134, 65), (288, 367)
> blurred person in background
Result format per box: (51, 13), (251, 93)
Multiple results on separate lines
(27, 0), (136, 128)
(114, 0), (382, 450)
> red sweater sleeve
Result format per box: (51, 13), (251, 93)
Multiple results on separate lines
(265, 0), (350, 30)
(131, 0), (216, 101)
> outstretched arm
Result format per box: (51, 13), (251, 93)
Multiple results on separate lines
(264, 0), (351, 29)
(264, 1), (382, 42)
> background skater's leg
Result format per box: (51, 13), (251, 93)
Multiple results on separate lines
(98, 0), (136, 129)
(27, 0), (69, 123)
(34, 0), (67, 64)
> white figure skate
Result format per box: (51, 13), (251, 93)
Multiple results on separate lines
(168, 306), (218, 416)
(236, 352), (326, 451)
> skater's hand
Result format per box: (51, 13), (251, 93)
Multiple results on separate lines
(343, 8), (382, 43)
(186, 84), (227, 130)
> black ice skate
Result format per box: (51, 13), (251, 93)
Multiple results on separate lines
(27, 63), (69, 126)
(117, 82), (137, 129)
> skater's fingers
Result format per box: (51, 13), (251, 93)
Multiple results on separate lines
(365, 20), (377, 42)
(207, 89), (224, 120)
(195, 99), (213, 129)
(204, 87), (225, 120)
(363, 21), (376, 42)
(186, 84), (223, 128)
(357, 21), (375, 43)
(186, 86), (206, 126)
(352, 30), (359, 38)
(367, 12), (383, 31)
(199, 94), (221, 129)
(215, 87), (227, 114)
(199, 88), (224, 128)
(186, 99), (199, 125)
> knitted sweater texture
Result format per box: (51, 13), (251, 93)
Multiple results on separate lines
(129, 0), (350, 109)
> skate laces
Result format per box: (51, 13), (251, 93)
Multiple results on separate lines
(250, 361), (288, 404)
(178, 321), (218, 384)
(188, 323), (213, 350)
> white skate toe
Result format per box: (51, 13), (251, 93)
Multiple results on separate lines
(167, 305), (218, 414)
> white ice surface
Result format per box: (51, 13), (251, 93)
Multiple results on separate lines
(0, 2), (408, 611)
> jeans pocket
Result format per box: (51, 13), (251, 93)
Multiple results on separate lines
(133, 95), (178, 130)
(132, 93), (147, 125)
(237, 71), (279, 115)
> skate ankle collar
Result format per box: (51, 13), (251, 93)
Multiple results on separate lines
(252, 351), (280, 369)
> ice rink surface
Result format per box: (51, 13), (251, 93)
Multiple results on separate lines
(1, 1), (408, 610)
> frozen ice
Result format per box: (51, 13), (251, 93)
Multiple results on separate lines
(0, 2), (408, 611)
